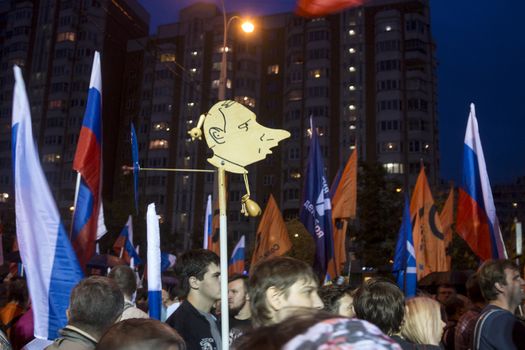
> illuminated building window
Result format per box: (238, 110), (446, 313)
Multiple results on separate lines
(381, 142), (398, 152)
(267, 64), (279, 75)
(383, 162), (404, 174)
(57, 32), (76, 42)
(234, 96), (256, 108)
(43, 153), (61, 163)
(348, 29), (356, 36)
(48, 100), (63, 109)
(160, 53), (176, 62)
(309, 69), (322, 79)
(348, 48), (356, 54)
(349, 66), (356, 72)
(153, 122), (169, 131)
(149, 139), (169, 150)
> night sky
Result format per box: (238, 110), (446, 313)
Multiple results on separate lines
(138, 0), (525, 184)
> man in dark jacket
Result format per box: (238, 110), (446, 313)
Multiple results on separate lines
(167, 249), (221, 350)
(44, 276), (124, 350)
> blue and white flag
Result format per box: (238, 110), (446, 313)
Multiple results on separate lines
(147, 203), (162, 320)
(160, 252), (177, 272)
(299, 119), (334, 280)
(12, 66), (83, 339)
(131, 123), (140, 214)
(393, 196), (417, 297)
(203, 194), (212, 249)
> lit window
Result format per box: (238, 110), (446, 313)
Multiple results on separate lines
(349, 145), (356, 150)
(160, 53), (176, 62)
(349, 85), (356, 91)
(48, 100), (63, 109)
(43, 153), (61, 163)
(187, 102), (195, 107)
(349, 105), (356, 110)
(57, 32), (76, 42)
(267, 64), (279, 75)
(149, 139), (169, 149)
(349, 48), (356, 54)
(349, 29), (356, 36)
(349, 66), (356, 72)
(309, 69), (322, 78)
(385, 25), (392, 32)
(290, 172), (301, 179)
(153, 122), (169, 131)
(0, 193), (8, 203)
(190, 68), (197, 73)
(211, 80), (220, 88)
(191, 51), (198, 56)
(349, 124), (356, 130)
(383, 163), (404, 174)
(234, 96), (256, 108)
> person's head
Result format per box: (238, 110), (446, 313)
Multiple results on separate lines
(175, 249), (220, 305)
(96, 318), (186, 350)
(401, 297), (445, 346)
(444, 296), (467, 322)
(436, 283), (456, 304)
(108, 265), (137, 300)
(318, 284), (355, 317)
(249, 257), (323, 327)
(228, 274), (250, 316)
(203, 100), (290, 173)
(465, 273), (485, 305)
(67, 276), (124, 339)
(478, 259), (525, 309)
(353, 278), (405, 336)
(233, 309), (401, 350)
(6, 278), (28, 306)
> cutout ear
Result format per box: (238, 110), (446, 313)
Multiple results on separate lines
(209, 127), (225, 144)
(494, 282), (504, 294)
(265, 286), (283, 311)
(189, 276), (200, 290)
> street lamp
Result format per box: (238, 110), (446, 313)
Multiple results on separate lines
(218, 1), (254, 100)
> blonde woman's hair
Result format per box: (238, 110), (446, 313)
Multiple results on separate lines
(401, 296), (444, 345)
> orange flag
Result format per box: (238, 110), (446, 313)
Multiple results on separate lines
(327, 148), (357, 278)
(250, 194), (292, 273)
(439, 186), (454, 270)
(410, 168), (447, 280)
(296, 0), (365, 17)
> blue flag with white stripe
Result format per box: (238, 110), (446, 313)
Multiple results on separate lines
(12, 66), (83, 339)
(299, 119), (334, 280)
(393, 196), (417, 297)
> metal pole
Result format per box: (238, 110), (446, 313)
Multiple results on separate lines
(218, 0), (228, 101)
(218, 167), (229, 350)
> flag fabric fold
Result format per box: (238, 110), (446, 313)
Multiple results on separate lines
(299, 120), (334, 280)
(160, 253), (177, 272)
(456, 103), (507, 261)
(131, 123), (140, 214)
(71, 51), (103, 268)
(440, 186), (454, 270)
(327, 148), (357, 278)
(228, 235), (245, 275)
(203, 195), (212, 250)
(296, 0), (365, 17)
(250, 194), (291, 273)
(12, 66), (83, 339)
(410, 167), (447, 280)
(147, 203), (162, 320)
(393, 196), (417, 297)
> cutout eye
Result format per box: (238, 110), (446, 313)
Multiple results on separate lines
(238, 120), (249, 131)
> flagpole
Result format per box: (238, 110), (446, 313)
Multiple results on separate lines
(218, 167), (229, 350)
(69, 172), (81, 239)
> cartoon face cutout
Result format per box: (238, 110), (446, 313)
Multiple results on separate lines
(203, 100), (290, 174)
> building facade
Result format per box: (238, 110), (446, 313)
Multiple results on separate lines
(119, 0), (439, 251)
(0, 0), (148, 222)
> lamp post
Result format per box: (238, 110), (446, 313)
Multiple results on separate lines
(216, 3), (254, 349)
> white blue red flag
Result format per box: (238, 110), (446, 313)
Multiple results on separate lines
(299, 119), (334, 280)
(114, 215), (142, 266)
(160, 253), (177, 272)
(456, 103), (507, 260)
(72, 51), (103, 268)
(393, 196), (417, 297)
(228, 235), (245, 275)
(12, 66), (83, 339)
(147, 203), (162, 320)
(203, 194), (212, 249)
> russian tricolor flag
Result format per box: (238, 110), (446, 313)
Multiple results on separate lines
(72, 51), (103, 268)
(12, 66), (83, 339)
(456, 103), (507, 261)
(228, 235), (245, 275)
(114, 216), (142, 266)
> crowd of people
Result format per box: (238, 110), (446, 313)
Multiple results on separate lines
(0, 250), (524, 349)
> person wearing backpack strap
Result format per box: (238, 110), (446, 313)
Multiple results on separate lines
(473, 260), (525, 350)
